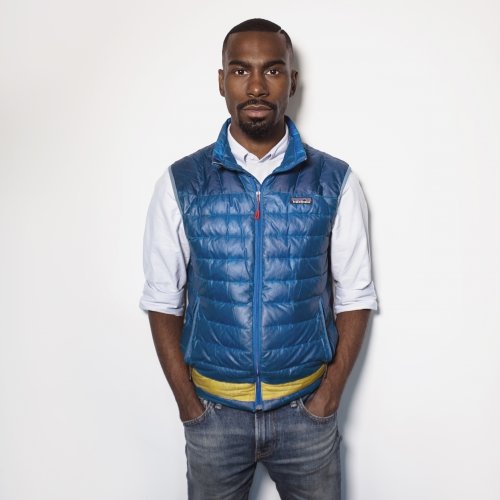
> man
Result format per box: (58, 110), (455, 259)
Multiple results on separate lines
(140, 18), (377, 500)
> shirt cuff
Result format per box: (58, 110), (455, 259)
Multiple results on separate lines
(139, 301), (185, 316)
(139, 285), (185, 316)
(334, 282), (378, 314)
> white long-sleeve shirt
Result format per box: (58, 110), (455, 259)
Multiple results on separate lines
(140, 125), (377, 316)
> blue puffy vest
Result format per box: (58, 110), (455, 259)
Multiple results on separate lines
(171, 117), (350, 411)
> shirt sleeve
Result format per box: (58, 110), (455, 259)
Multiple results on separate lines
(330, 171), (378, 314)
(139, 166), (190, 316)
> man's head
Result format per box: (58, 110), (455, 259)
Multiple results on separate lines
(219, 19), (298, 145)
(222, 19), (294, 58)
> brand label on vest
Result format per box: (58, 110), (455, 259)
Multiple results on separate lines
(290, 197), (312, 205)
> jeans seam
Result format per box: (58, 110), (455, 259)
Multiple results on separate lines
(182, 401), (214, 426)
(298, 398), (337, 424)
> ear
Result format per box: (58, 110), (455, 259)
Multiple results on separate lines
(290, 70), (298, 97)
(218, 69), (225, 97)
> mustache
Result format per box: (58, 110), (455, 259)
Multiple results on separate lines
(237, 99), (277, 111)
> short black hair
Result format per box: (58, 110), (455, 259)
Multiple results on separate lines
(222, 18), (293, 56)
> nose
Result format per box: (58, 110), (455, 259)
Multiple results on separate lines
(247, 72), (268, 97)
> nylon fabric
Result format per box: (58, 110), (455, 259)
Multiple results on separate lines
(171, 117), (349, 411)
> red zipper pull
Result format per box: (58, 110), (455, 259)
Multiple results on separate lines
(255, 191), (261, 220)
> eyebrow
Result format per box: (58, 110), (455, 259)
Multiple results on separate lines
(228, 59), (287, 68)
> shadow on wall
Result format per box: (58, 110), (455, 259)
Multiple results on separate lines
(338, 316), (375, 500)
(286, 48), (304, 128)
(338, 193), (379, 500)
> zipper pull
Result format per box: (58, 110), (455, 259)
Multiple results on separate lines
(255, 191), (261, 220)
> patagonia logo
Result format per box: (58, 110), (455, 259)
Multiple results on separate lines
(290, 197), (312, 205)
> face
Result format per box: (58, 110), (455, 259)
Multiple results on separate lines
(219, 31), (297, 141)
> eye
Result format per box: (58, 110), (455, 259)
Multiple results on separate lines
(234, 68), (248, 76)
(266, 68), (280, 76)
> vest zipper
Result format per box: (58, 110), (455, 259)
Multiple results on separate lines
(253, 190), (263, 409)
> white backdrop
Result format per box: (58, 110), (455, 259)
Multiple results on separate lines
(1, 1), (499, 499)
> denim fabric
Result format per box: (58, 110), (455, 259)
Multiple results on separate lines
(184, 398), (341, 500)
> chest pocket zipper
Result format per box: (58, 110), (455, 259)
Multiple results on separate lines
(184, 299), (200, 361)
(318, 299), (333, 360)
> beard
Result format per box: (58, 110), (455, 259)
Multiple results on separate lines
(236, 99), (278, 139)
(238, 116), (274, 139)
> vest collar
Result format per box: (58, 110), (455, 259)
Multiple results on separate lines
(212, 116), (307, 174)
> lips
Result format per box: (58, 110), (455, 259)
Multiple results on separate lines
(244, 105), (271, 110)
(238, 100), (275, 119)
(242, 106), (272, 119)
(237, 100), (276, 111)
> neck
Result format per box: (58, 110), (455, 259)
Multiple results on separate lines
(230, 122), (286, 159)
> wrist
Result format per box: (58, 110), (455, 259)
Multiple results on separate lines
(316, 376), (342, 407)
(178, 395), (204, 422)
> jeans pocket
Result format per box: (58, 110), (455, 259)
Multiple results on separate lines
(182, 400), (214, 427)
(297, 397), (337, 424)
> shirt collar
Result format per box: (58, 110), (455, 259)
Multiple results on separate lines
(212, 117), (307, 174)
(227, 124), (290, 167)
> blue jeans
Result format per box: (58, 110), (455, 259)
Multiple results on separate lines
(183, 397), (341, 500)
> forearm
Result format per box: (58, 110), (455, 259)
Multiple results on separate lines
(307, 309), (371, 415)
(148, 311), (203, 421)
